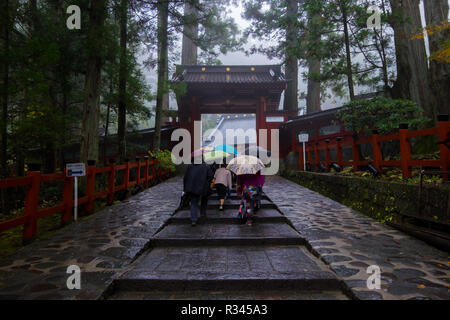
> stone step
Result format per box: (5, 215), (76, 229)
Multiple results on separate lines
(209, 194), (270, 201)
(169, 208), (287, 224)
(108, 289), (349, 300)
(151, 223), (305, 247)
(114, 245), (341, 292)
(206, 199), (275, 209)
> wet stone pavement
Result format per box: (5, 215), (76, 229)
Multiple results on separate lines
(0, 176), (182, 300)
(110, 183), (345, 300)
(0, 175), (449, 300)
(264, 176), (450, 300)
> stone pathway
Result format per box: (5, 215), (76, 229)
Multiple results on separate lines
(0, 176), (182, 299)
(0, 174), (448, 300)
(264, 176), (450, 300)
(109, 190), (346, 300)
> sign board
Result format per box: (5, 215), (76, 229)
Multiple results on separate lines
(66, 163), (86, 177)
(298, 133), (309, 143)
(266, 116), (284, 123)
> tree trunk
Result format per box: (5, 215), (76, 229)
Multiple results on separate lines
(389, 0), (436, 122)
(153, 0), (169, 152)
(80, 0), (108, 164)
(1, 0), (10, 178)
(306, 9), (321, 114)
(182, 0), (198, 65)
(118, 0), (128, 163)
(1, 0), (10, 214)
(424, 0), (450, 116)
(340, 1), (355, 101)
(103, 79), (113, 166)
(283, 0), (299, 112)
(306, 57), (321, 113)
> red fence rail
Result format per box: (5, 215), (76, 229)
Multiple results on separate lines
(0, 157), (172, 243)
(293, 117), (450, 180)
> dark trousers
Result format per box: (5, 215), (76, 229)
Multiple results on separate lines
(189, 194), (208, 222)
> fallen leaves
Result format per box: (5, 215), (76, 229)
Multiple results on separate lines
(417, 284), (426, 289)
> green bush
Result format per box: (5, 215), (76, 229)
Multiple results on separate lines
(336, 97), (431, 135)
(148, 149), (175, 172)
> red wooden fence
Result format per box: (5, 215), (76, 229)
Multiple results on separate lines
(293, 118), (450, 180)
(0, 157), (172, 242)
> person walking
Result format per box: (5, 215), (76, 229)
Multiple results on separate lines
(213, 163), (232, 211)
(236, 171), (265, 226)
(183, 156), (214, 226)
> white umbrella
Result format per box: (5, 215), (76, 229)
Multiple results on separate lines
(226, 155), (265, 175)
(244, 146), (272, 165)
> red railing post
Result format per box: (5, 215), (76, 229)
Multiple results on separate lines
(61, 170), (74, 225)
(352, 134), (359, 172)
(22, 164), (41, 244)
(136, 156), (141, 186)
(107, 159), (116, 205)
(86, 160), (96, 212)
(156, 159), (162, 181)
(437, 115), (450, 181)
(372, 130), (382, 171)
(314, 142), (319, 170)
(144, 156), (149, 188)
(151, 159), (156, 184)
(398, 124), (412, 178)
(336, 137), (343, 167)
(124, 158), (130, 191)
(325, 139), (330, 171)
(291, 130), (297, 154)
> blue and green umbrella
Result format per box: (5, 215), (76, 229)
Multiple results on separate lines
(213, 144), (238, 155)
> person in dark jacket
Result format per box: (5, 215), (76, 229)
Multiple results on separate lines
(183, 158), (214, 226)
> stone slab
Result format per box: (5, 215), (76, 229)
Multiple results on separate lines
(115, 245), (340, 291)
(0, 176), (183, 300)
(206, 199), (275, 209)
(170, 208), (287, 224)
(264, 175), (450, 300)
(151, 223), (305, 246)
(108, 289), (349, 300)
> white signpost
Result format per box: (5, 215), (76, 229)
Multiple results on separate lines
(66, 163), (86, 222)
(298, 134), (309, 171)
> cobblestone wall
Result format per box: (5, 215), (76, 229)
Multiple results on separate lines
(285, 171), (450, 228)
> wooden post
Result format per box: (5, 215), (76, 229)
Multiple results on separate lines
(398, 124), (412, 178)
(61, 171), (74, 225)
(136, 156), (141, 186)
(299, 143), (304, 171)
(291, 130), (296, 154)
(144, 156), (149, 188)
(352, 134), (359, 172)
(336, 137), (343, 167)
(107, 159), (116, 205)
(325, 139), (330, 171)
(86, 160), (96, 212)
(151, 158), (156, 184)
(22, 164), (41, 244)
(305, 144), (311, 170)
(437, 115), (449, 181)
(372, 130), (382, 171)
(314, 142), (319, 171)
(124, 158), (130, 191)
